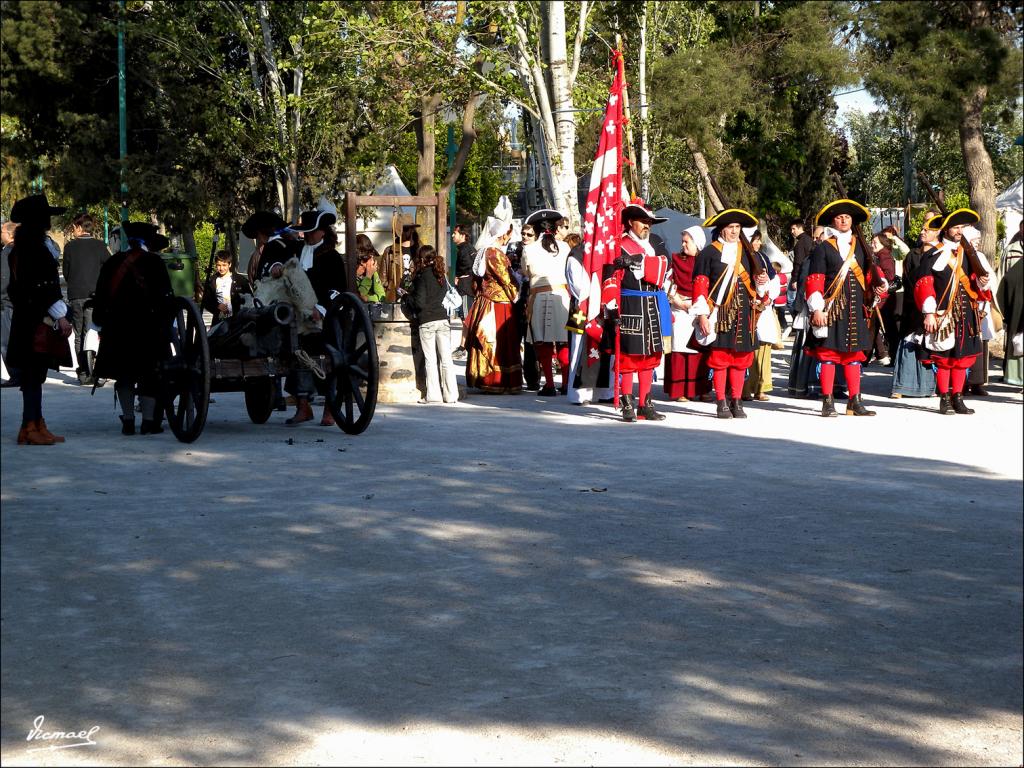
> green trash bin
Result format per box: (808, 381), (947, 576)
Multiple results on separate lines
(162, 252), (197, 298)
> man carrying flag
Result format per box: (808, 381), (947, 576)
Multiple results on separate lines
(602, 201), (670, 421)
(566, 49), (629, 406)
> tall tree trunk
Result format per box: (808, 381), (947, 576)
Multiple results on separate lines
(958, 83), (997, 260)
(900, 114), (915, 206)
(686, 137), (723, 213)
(415, 93), (442, 247)
(545, 1), (579, 229)
(638, 3), (651, 202)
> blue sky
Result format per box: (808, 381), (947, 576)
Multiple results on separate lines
(835, 86), (879, 126)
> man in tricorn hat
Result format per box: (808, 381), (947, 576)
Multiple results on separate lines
(6, 194), (72, 444)
(601, 200), (670, 422)
(243, 210), (295, 285)
(92, 222), (175, 436)
(912, 208), (992, 415)
(806, 198), (889, 417)
(286, 197), (347, 426)
(692, 208), (771, 419)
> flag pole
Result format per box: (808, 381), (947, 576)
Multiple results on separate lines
(616, 35), (641, 200)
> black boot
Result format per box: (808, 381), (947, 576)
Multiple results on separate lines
(729, 398), (747, 419)
(821, 395), (837, 417)
(640, 395), (666, 421)
(938, 392), (954, 415)
(140, 418), (164, 435)
(620, 394), (637, 423)
(119, 416), (135, 436)
(846, 394), (876, 416)
(716, 399), (733, 419)
(951, 393), (975, 415)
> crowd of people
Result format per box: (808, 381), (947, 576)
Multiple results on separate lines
(3, 189), (1023, 444)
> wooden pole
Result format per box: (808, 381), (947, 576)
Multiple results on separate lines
(616, 35), (641, 199)
(345, 192), (358, 298)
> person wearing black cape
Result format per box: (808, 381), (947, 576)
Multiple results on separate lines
(6, 194), (72, 445)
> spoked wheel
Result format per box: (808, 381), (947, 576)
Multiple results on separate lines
(163, 297), (210, 443)
(244, 377), (276, 424)
(324, 292), (378, 434)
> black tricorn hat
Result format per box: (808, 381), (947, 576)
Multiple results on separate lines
(815, 199), (869, 226)
(242, 211), (288, 239)
(525, 208), (566, 231)
(622, 201), (668, 225)
(923, 213), (945, 231)
(123, 222), (169, 252)
(703, 208), (758, 229)
(291, 208), (337, 233)
(11, 194), (66, 225)
(938, 208), (980, 231)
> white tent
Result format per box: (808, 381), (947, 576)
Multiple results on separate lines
(997, 176), (1023, 211)
(338, 165), (418, 254)
(651, 208), (704, 255)
(997, 177), (1023, 270)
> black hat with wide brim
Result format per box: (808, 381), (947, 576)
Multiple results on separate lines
(123, 222), (169, 252)
(703, 208), (758, 229)
(622, 203), (668, 225)
(938, 208), (980, 231)
(815, 199), (869, 226)
(11, 194), (66, 225)
(525, 208), (566, 231)
(924, 213), (945, 231)
(291, 209), (338, 233)
(242, 211), (289, 238)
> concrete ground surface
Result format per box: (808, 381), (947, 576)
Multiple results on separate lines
(1, 345), (1022, 767)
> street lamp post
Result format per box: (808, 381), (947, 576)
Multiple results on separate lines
(118, 0), (128, 241)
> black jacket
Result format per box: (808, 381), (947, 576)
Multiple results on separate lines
(62, 236), (110, 300)
(454, 241), (475, 296)
(792, 231), (814, 276)
(411, 267), (449, 324)
(201, 271), (252, 324)
(6, 237), (67, 370)
(92, 248), (175, 381)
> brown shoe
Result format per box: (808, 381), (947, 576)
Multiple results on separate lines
(37, 418), (65, 443)
(754, 394), (770, 401)
(285, 399), (314, 425)
(319, 405), (335, 427)
(18, 420), (55, 445)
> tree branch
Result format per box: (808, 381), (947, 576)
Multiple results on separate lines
(568, 0), (591, 90)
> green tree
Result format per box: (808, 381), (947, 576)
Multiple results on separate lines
(859, 0), (1023, 257)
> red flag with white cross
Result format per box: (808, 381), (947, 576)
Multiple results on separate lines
(580, 50), (630, 365)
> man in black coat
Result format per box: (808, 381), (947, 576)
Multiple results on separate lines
(451, 224), (474, 359)
(62, 212), (110, 384)
(93, 222), (175, 435)
(7, 194), (72, 445)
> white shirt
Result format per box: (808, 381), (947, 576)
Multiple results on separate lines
(215, 274), (233, 314)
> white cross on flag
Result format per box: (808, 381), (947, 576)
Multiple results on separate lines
(580, 50), (630, 364)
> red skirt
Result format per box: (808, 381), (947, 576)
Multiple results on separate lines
(664, 351), (710, 400)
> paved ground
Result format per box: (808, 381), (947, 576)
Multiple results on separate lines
(2, 345), (1022, 766)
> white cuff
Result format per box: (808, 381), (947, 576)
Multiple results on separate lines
(691, 296), (710, 316)
(922, 297), (937, 314)
(807, 292), (824, 312)
(605, 299), (618, 311)
(48, 300), (68, 320)
(315, 303), (326, 318)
